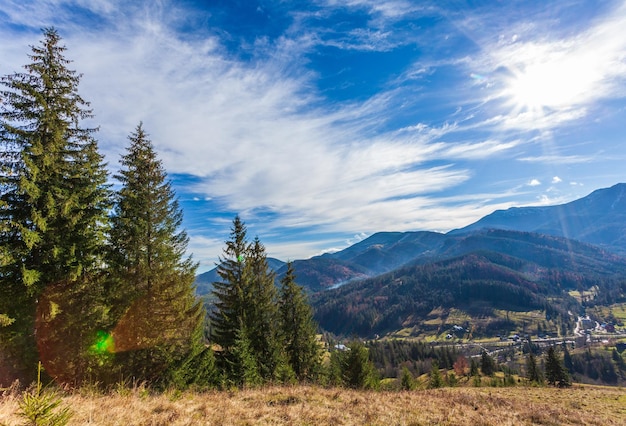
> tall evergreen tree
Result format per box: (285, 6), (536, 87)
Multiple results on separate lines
(428, 361), (443, 389)
(211, 217), (289, 384)
(0, 28), (110, 384)
(562, 342), (574, 374)
(545, 346), (571, 387)
(245, 237), (284, 380)
(337, 341), (378, 389)
(230, 321), (261, 388)
(107, 123), (202, 385)
(278, 262), (321, 381)
(210, 216), (249, 356)
(480, 351), (496, 376)
(525, 351), (544, 384)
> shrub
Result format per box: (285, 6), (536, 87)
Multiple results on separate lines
(18, 363), (72, 426)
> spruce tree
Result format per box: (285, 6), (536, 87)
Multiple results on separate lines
(278, 262), (321, 381)
(0, 28), (110, 384)
(337, 341), (378, 389)
(470, 358), (479, 377)
(562, 343), (574, 374)
(230, 322), (261, 388)
(400, 366), (415, 390)
(245, 237), (284, 380)
(107, 123), (202, 385)
(525, 351), (543, 384)
(210, 215), (250, 361)
(545, 346), (571, 387)
(480, 351), (496, 376)
(428, 361), (443, 389)
(210, 218), (287, 383)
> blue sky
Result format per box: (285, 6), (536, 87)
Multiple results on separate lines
(1, 0), (626, 272)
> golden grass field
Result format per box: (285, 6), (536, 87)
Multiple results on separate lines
(1, 384), (625, 425)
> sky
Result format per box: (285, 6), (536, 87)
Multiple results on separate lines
(1, 0), (626, 272)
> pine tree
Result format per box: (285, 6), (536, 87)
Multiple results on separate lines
(470, 358), (479, 377)
(562, 342), (573, 374)
(0, 28), (110, 384)
(211, 218), (291, 383)
(545, 346), (571, 387)
(339, 341), (378, 389)
(400, 366), (415, 390)
(245, 237), (284, 380)
(278, 262), (321, 381)
(229, 322), (261, 388)
(428, 361), (443, 388)
(210, 216), (249, 355)
(107, 123), (202, 385)
(525, 351), (543, 384)
(480, 351), (496, 376)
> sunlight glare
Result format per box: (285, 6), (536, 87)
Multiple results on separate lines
(505, 52), (601, 112)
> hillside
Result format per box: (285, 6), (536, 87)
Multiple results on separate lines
(312, 229), (626, 337)
(1, 385), (624, 425)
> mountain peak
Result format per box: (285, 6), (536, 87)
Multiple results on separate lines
(449, 183), (626, 255)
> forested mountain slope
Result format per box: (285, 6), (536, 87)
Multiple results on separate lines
(312, 230), (626, 337)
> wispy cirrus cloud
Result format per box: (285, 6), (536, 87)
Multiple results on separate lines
(0, 1), (481, 249)
(319, 0), (424, 21)
(518, 155), (594, 164)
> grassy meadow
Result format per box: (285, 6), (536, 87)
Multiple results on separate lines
(1, 384), (625, 425)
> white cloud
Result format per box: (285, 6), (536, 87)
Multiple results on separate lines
(0, 1), (483, 238)
(436, 139), (519, 160)
(346, 232), (369, 245)
(186, 235), (225, 272)
(538, 194), (552, 204)
(552, 176), (562, 183)
(528, 179), (541, 187)
(321, 0), (421, 20)
(483, 107), (588, 131)
(518, 155), (593, 164)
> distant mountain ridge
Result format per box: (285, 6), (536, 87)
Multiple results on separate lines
(195, 183), (626, 294)
(450, 183), (626, 255)
(194, 183), (626, 338)
(280, 183), (626, 290)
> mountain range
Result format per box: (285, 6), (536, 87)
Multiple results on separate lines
(195, 183), (626, 337)
(196, 183), (626, 292)
(450, 182), (626, 254)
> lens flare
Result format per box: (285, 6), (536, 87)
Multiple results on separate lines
(91, 330), (115, 354)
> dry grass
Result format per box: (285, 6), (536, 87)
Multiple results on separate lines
(1, 384), (625, 425)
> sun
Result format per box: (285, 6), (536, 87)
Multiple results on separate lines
(506, 62), (571, 112)
(503, 54), (600, 113)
